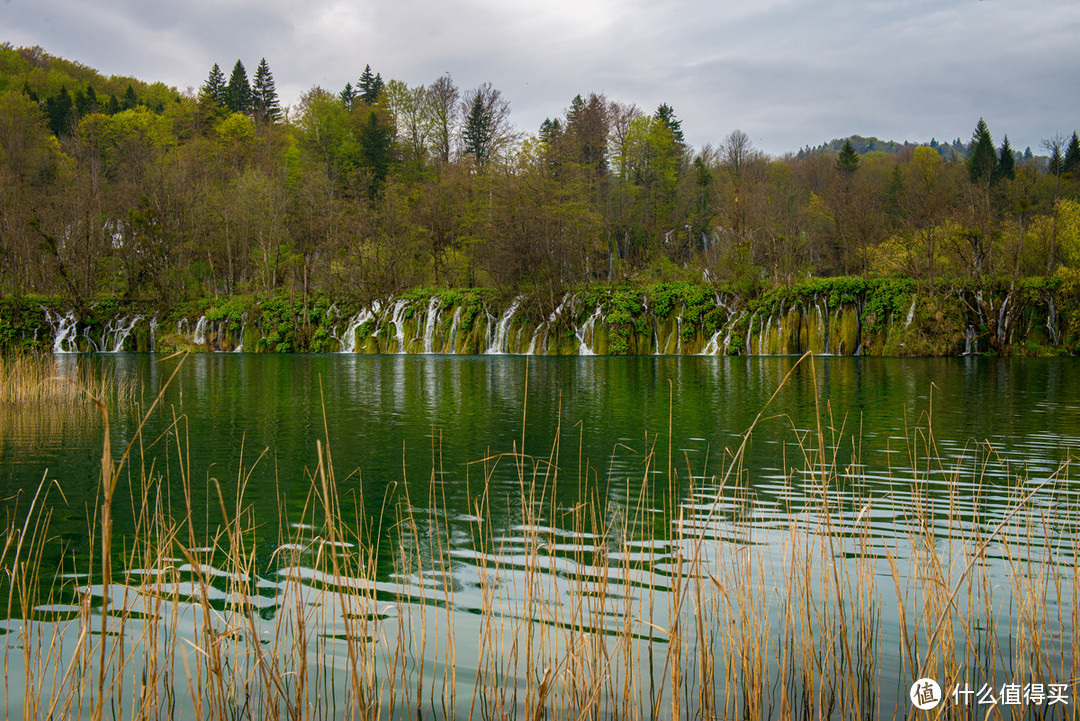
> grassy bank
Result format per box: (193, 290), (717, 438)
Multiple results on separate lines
(1, 353), (1078, 719)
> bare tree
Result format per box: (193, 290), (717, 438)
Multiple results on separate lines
(427, 74), (459, 165)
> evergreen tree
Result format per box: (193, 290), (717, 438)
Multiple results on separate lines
(201, 63), (227, 105)
(358, 109), (395, 196)
(966, 118), (997, 184)
(836, 138), (860, 175)
(85, 84), (98, 111)
(340, 82), (355, 110)
(123, 84), (138, 110)
(462, 92), (493, 165)
(994, 135), (1015, 182)
(1048, 142), (1064, 177)
(45, 87), (73, 135)
(21, 81), (38, 103)
(1063, 131), (1080, 176)
(251, 58), (280, 122)
(225, 60), (251, 114)
(106, 94), (120, 114)
(358, 65), (383, 104)
(539, 117), (561, 147)
(654, 103), (684, 147)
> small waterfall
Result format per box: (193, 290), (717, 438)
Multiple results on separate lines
(336, 309), (372, 353)
(149, 318), (158, 352)
(675, 315), (683, 355)
(575, 303), (603, 356)
(904, 298), (916, 328)
(45, 309), (80, 353)
(447, 306), (462, 353)
(723, 310), (745, 355)
(193, 316), (209, 345)
(388, 299), (409, 353)
(422, 297), (442, 353)
(700, 330), (722, 356)
(485, 297), (522, 354)
(744, 311), (756, 356)
(996, 293), (1011, 346)
(1047, 298), (1061, 346)
(103, 315), (142, 352)
(964, 324), (977, 355)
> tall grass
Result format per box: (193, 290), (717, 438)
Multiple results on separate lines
(0, 352), (1077, 719)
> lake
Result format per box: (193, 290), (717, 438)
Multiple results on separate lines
(1, 354), (1078, 719)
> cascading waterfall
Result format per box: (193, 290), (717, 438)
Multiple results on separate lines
(193, 316), (209, 345)
(422, 297), (442, 353)
(103, 315), (142, 353)
(904, 298), (916, 328)
(1047, 298), (1061, 345)
(447, 306), (462, 353)
(964, 325), (977, 355)
(45, 309), (80, 353)
(336, 309), (374, 353)
(575, 303), (603, 356)
(485, 296), (522, 354)
(388, 299), (409, 353)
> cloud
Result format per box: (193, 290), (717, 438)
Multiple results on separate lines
(2, 0), (1079, 154)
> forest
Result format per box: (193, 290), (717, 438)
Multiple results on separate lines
(2, 42), (1080, 319)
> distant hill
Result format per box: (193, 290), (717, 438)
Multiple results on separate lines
(798, 134), (1043, 165)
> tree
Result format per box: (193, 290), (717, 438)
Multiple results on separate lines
(251, 58), (280, 123)
(1063, 131), (1080, 177)
(564, 92), (609, 173)
(836, 139), (860, 175)
(225, 60), (251, 115)
(460, 83), (514, 166)
(654, 103), (685, 148)
(201, 63), (227, 106)
(339, 82), (355, 110)
(427, 75), (459, 165)
(994, 135), (1015, 182)
(44, 87), (73, 136)
(358, 65), (383, 104)
(966, 118), (997, 185)
(357, 109), (395, 197)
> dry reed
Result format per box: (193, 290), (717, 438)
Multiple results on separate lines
(0, 352), (1076, 720)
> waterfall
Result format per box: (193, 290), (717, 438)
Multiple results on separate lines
(45, 309), (80, 353)
(996, 293), (1011, 346)
(103, 315), (142, 353)
(149, 318), (158, 352)
(447, 306), (462, 353)
(904, 298), (916, 328)
(193, 316), (209, 345)
(701, 330), (722, 356)
(388, 299), (409, 353)
(964, 325), (977, 355)
(422, 297), (442, 353)
(485, 296), (522, 354)
(332, 308), (372, 352)
(745, 311), (756, 356)
(675, 315), (683, 355)
(575, 303), (603, 356)
(1047, 298), (1061, 346)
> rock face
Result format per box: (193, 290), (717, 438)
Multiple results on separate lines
(8, 279), (1077, 356)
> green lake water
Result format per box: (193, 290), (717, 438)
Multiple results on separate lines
(1, 354), (1078, 718)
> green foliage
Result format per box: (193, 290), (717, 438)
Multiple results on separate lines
(967, 118), (997, 185)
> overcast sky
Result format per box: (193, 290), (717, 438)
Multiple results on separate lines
(4, 0), (1078, 156)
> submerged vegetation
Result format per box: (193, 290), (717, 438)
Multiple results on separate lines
(1, 354), (1077, 718)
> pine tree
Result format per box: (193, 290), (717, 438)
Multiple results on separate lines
(1048, 143), (1064, 177)
(201, 63), (227, 105)
(123, 84), (138, 110)
(340, 82), (355, 110)
(654, 103), (684, 147)
(462, 92), (493, 165)
(539, 117), (561, 147)
(836, 139), (860, 175)
(251, 58), (280, 122)
(358, 65), (383, 104)
(1063, 131), (1080, 176)
(994, 135), (1015, 182)
(45, 87), (73, 135)
(225, 60), (251, 114)
(966, 118), (997, 185)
